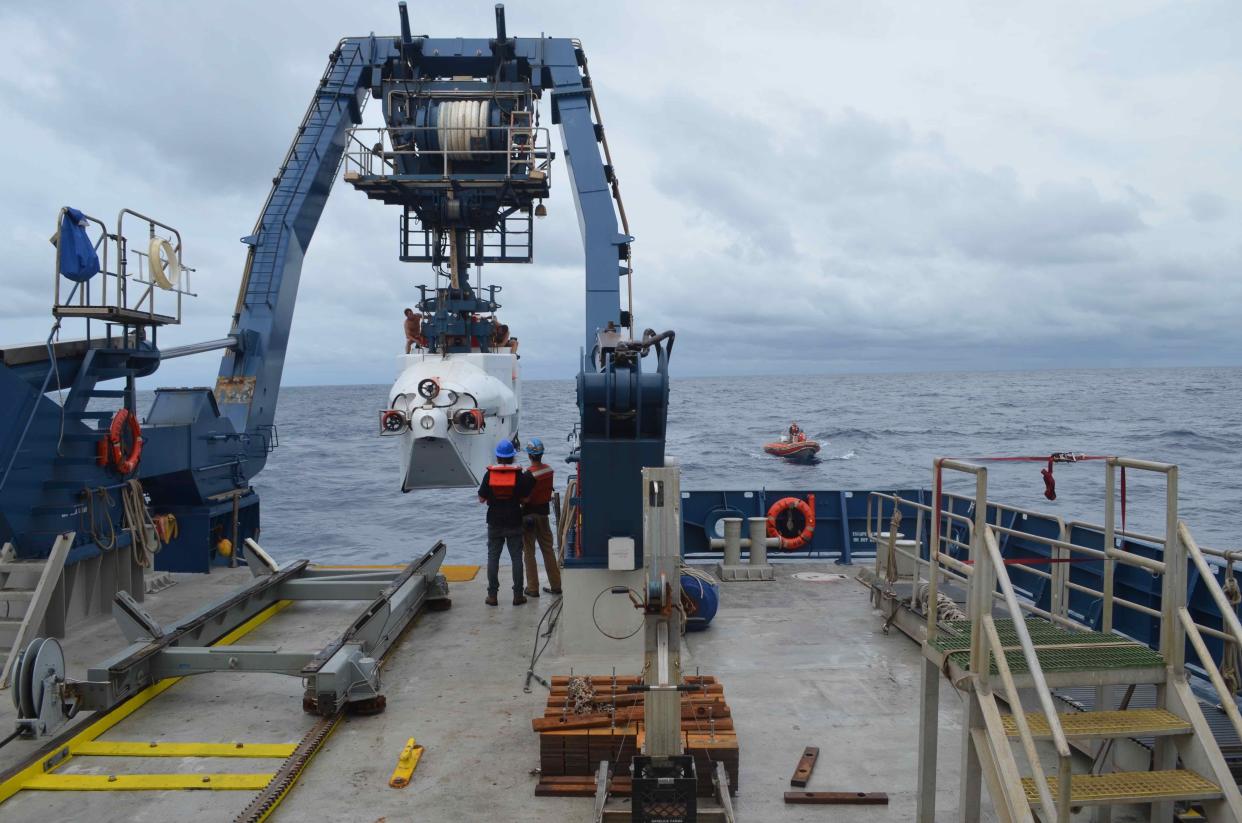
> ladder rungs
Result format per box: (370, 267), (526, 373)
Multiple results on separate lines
(0, 562), (46, 574)
(0, 589), (35, 602)
(1022, 770), (1220, 807)
(1003, 709), (1192, 740)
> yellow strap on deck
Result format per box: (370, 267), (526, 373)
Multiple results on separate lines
(389, 737), (424, 788)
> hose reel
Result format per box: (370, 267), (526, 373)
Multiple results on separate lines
(10, 637), (76, 738)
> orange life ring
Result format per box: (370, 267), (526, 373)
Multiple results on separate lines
(766, 494), (816, 550)
(107, 408), (143, 475)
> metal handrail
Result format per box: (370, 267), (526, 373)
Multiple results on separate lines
(879, 494), (1242, 649)
(982, 614), (1062, 821)
(53, 206), (188, 324)
(343, 125), (553, 181)
(1179, 521), (1242, 728)
(981, 527), (1072, 820)
(1181, 608), (1242, 740)
(0, 320), (62, 493)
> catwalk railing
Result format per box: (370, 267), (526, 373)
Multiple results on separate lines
(867, 457), (1242, 753)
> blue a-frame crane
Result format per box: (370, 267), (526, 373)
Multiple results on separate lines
(0, 4), (670, 583)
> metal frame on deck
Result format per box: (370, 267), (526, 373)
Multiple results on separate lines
(17, 542), (448, 740)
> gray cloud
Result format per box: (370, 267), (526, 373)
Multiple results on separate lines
(1, 0), (1239, 386)
(1187, 192), (1229, 223)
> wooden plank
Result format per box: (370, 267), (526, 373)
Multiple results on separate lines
(784, 791), (889, 805)
(535, 776), (633, 798)
(534, 707), (733, 733)
(790, 746), (819, 788)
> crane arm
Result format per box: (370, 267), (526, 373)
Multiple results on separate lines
(215, 37), (396, 476)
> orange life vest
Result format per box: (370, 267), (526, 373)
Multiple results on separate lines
(526, 463), (554, 506)
(486, 464), (522, 499)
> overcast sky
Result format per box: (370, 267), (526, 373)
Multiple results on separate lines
(1, 0), (1237, 384)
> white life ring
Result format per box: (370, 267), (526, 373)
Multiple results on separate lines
(148, 236), (182, 290)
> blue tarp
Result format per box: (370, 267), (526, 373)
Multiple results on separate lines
(57, 207), (100, 282)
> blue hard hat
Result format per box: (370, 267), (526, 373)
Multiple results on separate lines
(525, 437), (545, 456)
(494, 439), (516, 459)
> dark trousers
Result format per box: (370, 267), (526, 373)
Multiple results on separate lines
(487, 525), (525, 597)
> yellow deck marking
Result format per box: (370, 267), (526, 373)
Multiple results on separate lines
(441, 565), (479, 582)
(388, 737), (424, 788)
(0, 599), (292, 805)
(23, 773), (274, 791)
(70, 741), (297, 758)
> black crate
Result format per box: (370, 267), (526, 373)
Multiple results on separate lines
(631, 755), (697, 823)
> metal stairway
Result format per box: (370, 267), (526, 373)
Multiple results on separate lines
(915, 458), (1242, 822)
(932, 617), (1237, 820)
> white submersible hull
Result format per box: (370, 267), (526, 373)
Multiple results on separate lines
(382, 351), (520, 491)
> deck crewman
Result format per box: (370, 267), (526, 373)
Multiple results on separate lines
(521, 438), (562, 598)
(403, 307), (422, 353)
(478, 439), (535, 606)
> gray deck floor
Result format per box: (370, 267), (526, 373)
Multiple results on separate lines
(0, 560), (1152, 821)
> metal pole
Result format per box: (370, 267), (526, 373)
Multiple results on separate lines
(721, 518), (741, 568)
(1162, 467), (1183, 670)
(968, 469), (991, 683)
(747, 517), (768, 567)
(928, 459), (942, 642)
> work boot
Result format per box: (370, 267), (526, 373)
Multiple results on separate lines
(524, 589), (541, 598)
(513, 594), (528, 606)
(485, 595), (498, 606)
(543, 586), (562, 595)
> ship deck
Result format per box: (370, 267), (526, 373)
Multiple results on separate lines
(0, 561), (1155, 821)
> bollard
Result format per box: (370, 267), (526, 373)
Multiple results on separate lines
(747, 517), (769, 566)
(722, 518), (743, 568)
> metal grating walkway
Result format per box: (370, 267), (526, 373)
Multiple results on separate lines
(1001, 708), (1191, 740)
(1021, 769), (1220, 806)
(932, 618), (1166, 675)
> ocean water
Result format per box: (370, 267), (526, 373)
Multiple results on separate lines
(254, 367), (1242, 565)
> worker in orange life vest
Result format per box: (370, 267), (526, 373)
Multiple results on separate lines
(521, 438), (562, 598)
(478, 439), (535, 606)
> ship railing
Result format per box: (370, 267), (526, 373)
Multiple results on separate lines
(1179, 521), (1242, 742)
(981, 526), (1073, 821)
(53, 206), (195, 329)
(343, 124), (553, 182)
(872, 458), (1242, 741)
(942, 460), (1071, 819)
(866, 490), (974, 605)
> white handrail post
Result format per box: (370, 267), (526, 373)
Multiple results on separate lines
(928, 459), (942, 643)
(968, 468), (991, 686)
(1103, 460), (1116, 634)
(1162, 466), (1185, 671)
(982, 614), (1057, 821)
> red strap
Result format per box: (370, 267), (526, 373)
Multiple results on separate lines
(1041, 458), (1056, 501)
